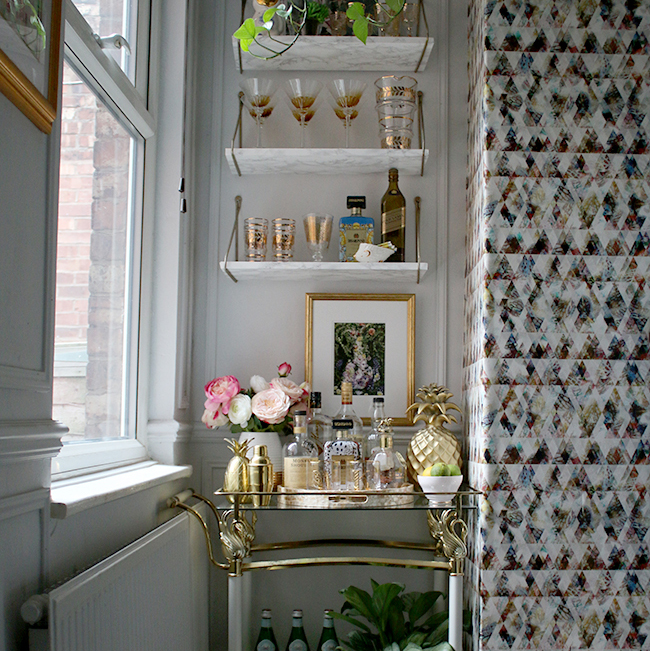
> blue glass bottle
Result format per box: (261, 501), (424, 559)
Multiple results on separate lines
(338, 196), (374, 262)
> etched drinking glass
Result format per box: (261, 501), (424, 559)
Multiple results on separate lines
(285, 78), (322, 148)
(303, 213), (333, 262)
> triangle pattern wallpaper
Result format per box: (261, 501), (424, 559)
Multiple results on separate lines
(465, 1), (650, 649)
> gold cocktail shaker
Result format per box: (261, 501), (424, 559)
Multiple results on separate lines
(249, 444), (273, 506)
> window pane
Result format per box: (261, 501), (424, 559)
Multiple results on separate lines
(71, 0), (137, 81)
(53, 61), (137, 443)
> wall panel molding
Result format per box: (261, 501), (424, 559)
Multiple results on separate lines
(0, 487), (49, 521)
(0, 419), (66, 462)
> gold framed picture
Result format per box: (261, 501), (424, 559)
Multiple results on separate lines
(0, 0), (62, 133)
(305, 293), (415, 426)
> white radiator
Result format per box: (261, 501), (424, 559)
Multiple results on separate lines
(23, 510), (209, 651)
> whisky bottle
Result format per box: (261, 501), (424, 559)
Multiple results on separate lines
(283, 411), (318, 489)
(339, 195), (374, 262)
(380, 168), (405, 262)
(308, 391), (332, 454)
(255, 609), (279, 651)
(285, 609), (310, 651)
(334, 381), (365, 456)
(317, 611), (339, 651)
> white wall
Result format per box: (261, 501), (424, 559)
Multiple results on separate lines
(187, 0), (469, 646)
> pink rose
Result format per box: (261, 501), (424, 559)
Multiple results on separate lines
(201, 409), (229, 429)
(252, 387), (291, 424)
(204, 375), (240, 413)
(278, 362), (292, 377)
(270, 377), (304, 404)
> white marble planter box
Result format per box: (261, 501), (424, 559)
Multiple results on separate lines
(233, 36), (434, 72)
(225, 147), (428, 175)
(219, 261), (428, 282)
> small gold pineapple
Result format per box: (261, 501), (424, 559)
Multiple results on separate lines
(405, 384), (462, 485)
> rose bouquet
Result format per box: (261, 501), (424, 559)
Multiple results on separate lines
(201, 362), (308, 435)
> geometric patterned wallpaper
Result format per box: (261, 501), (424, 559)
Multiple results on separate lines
(464, 1), (650, 648)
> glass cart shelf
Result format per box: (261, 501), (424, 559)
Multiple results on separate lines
(233, 36), (434, 73)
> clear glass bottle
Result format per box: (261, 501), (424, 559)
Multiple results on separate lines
(317, 610), (339, 651)
(366, 396), (386, 458)
(325, 419), (362, 490)
(255, 609), (279, 651)
(368, 433), (404, 489)
(338, 195), (374, 261)
(285, 609), (310, 651)
(308, 391), (332, 455)
(283, 411), (319, 489)
(381, 168), (406, 262)
(334, 381), (365, 456)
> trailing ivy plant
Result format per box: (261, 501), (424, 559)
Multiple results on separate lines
(233, 0), (405, 60)
(330, 580), (468, 651)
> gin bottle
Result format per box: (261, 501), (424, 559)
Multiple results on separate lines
(308, 391), (332, 454)
(285, 609), (310, 651)
(317, 611), (339, 651)
(283, 411), (318, 489)
(366, 396), (386, 458)
(255, 609), (279, 651)
(338, 195), (374, 261)
(334, 381), (365, 456)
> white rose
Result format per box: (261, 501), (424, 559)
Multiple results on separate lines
(202, 409), (229, 429)
(270, 377), (304, 404)
(250, 375), (269, 394)
(251, 387), (291, 424)
(228, 394), (252, 427)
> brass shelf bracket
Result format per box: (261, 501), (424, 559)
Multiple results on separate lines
(223, 195), (243, 283)
(427, 509), (468, 575)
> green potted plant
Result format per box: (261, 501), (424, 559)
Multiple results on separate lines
(331, 580), (467, 651)
(304, 1), (331, 35)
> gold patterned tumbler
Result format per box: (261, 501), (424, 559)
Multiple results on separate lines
(244, 217), (268, 260)
(272, 218), (295, 260)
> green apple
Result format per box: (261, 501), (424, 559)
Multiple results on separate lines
(428, 462), (450, 477)
(447, 464), (461, 476)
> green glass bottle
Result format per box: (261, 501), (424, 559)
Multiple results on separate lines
(380, 168), (406, 261)
(255, 609), (279, 651)
(317, 610), (339, 651)
(285, 609), (310, 651)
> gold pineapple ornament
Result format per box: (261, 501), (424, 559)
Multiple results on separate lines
(223, 438), (252, 503)
(405, 384), (462, 485)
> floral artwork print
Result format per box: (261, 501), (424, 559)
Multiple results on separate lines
(333, 322), (385, 396)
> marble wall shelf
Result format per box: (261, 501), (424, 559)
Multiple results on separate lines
(225, 148), (429, 176)
(219, 261), (428, 282)
(233, 36), (434, 73)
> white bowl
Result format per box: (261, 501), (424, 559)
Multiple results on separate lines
(417, 475), (463, 506)
(354, 242), (395, 263)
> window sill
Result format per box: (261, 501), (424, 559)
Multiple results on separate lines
(50, 460), (192, 519)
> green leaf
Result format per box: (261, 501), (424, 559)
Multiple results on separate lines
(346, 2), (366, 21)
(341, 586), (379, 625)
(371, 583), (404, 629)
(230, 424), (243, 434)
(329, 611), (373, 634)
(384, 0), (405, 14)
(421, 610), (448, 635)
(352, 16), (368, 43)
(425, 644), (454, 651)
(233, 18), (259, 41)
(408, 591), (445, 626)
(263, 6), (278, 22)
(424, 618), (448, 648)
(387, 607), (406, 645)
(344, 630), (381, 651)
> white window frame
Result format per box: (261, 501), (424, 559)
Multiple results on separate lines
(52, 0), (155, 478)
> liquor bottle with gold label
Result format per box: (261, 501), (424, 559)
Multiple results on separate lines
(282, 411), (318, 489)
(339, 195), (374, 262)
(380, 168), (405, 262)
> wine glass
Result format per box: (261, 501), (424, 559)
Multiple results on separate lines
(239, 78), (277, 147)
(303, 213), (333, 262)
(327, 79), (366, 148)
(285, 78), (322, 148)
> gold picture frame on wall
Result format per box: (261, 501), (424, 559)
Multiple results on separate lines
(305, 293), (415, 426)
(0, 0), (62, 133)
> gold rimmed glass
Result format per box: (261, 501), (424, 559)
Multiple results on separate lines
(239, 78), (277, 148)
(328, 79), (366, 148)
(303, 213), (333, 262)
(285, 78), (322, 148)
